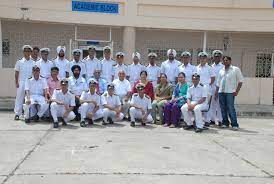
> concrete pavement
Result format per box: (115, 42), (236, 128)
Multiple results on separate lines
(0, 112), (273, 184)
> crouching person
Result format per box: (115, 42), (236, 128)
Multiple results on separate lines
(23, 65), (49, 123)
(181, 74), (208, 133)
(101, 83), (124, 125)
(80, 79), (103, 127)
(50, 78), (76, 128)
(129, 83), (153, 127)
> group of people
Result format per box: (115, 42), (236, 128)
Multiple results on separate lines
(13, 44), (244, 133)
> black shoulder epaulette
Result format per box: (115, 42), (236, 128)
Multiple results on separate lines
(200, 83), (204, 86)
(145, 94), (150, 99)
(40, 75), (45, 78)
(28, 76), (32, 79)
(133, 93), (138, 97)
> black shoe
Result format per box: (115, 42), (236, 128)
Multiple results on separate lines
(25, 118), (30, 124)
(33, 115), (40, 122)
(14, 115), (20, 121)
(141, 122), (146, 126)
(88, 119), (94, 125)
(53, 122), (59, 128)
(130, 121), (135, 127)
(218, 121), (222, 127)
(195, 128), (203, 133)
(102, 120), (107, 125)
(183, 125), (194, 130)
(204, 122), (210, 127)
(62, 120), (67, 126)
(80, 121), (86, 127)
(107, 117), (114, 124)
(127, 116), (131, 122)
(209, 121), (215, 125)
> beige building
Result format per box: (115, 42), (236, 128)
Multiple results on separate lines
(0, 0), (273, 105)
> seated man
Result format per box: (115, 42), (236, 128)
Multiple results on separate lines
(181, 74), (208, 133)
(23, 65), (49, 123)
(129, 83), (153, 127)
(112, 70), (131, 119)
(80, 79), (103, 127)
(50, 78), (76, 128)
(101, 83), (124, 125)
(89, 69), (107, 95)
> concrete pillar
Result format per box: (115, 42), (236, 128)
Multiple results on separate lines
(0, 19), (2, 69)
(203, 31), (207, 52)
(123, 26), (135, 64)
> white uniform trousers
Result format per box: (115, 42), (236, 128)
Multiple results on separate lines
(203, 84), (213, 123)
(102, 108), (124, 122)
(129, 107), (153, 123)
(118, 96), (130, 117)
(80, 102), (103, 121)
(181, 102), (208, 129)
(50, 102), (75, 123)
(23, 95), (49, 119)
(14, 81), (26, 115)
(208, 85), (223, 122)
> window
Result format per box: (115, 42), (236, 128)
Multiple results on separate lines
(2, 39), (9, 56)
(255, 53), (272, 78)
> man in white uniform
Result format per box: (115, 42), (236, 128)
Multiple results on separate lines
(50, 78), (76, 128)
(79, 79), (103, 127)
(54, 46), (69, 79)
(127, 52), (146, 86)
(37, 48), (53, 79)
(101, 83), (124, 125)
(129, 83), (153, 127)
(23, 65), (49, 123)
(14, 45), (35, 120)
(181, 74), (208, 133)
(66, 49), (86, 78)
(101, 46), (116, 83)
(177, 51), (196, 85)
(146, 52), (160, 89)
(161, 49), (181, 85)
(112, 70), (131, 119)
(84, 46), (101, 81)
(112, 52), (128, 80)
(31, 47), (40, 62)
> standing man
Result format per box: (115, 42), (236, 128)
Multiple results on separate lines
(181, 74), (208, 133)
(160, 49), (181, 85)
(177, 51), (196, 85)
(23, 66), (49, 123)
(129, 83), (153, 127)
(50, 79), (76, 128)
(209, 50), (224, 126)
(37, 48), (53, 79)
(127, 52), (146, 86)
(80, 80), (103, 127)
(68, 65), (88, 121)
(112, 52), (128, 80)
(101, 46), (116, 83)
(66, 49), (86, 78)
(216, 56), (244, 130)
(14, 45), (35, 120)
(47, 67), (60, 98)
(54, 46), (69, 79)
(146, 52), (161, 89)
(89, 69), (107, 95)
(31, 46), (40, 62)
(101, 83), (124, 125)
(84, 46), (101, 81)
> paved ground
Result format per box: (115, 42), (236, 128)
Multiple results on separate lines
(0, 112), (273, 184)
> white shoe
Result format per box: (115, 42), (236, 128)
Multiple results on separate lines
(232, 127), (239, 131)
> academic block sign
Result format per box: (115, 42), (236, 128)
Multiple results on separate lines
(72, 1), (119, 14)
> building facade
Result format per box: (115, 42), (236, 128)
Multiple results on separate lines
(0, 0), (273, 105)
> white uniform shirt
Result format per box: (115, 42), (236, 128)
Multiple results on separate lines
(52, 89), (75, 106)
(211, 62), (224, 84)
(127, 63), (146, 83)
(196, 64), (215, 85)
(101, 91), (121, 108)
(14, 57), (35, 82)
(84, 56), (101, 79)
(217, 65), (244, 93)
(101, 58), (116, 82)
(146, 64), (161, 83)
(186, 84), (207, 102)
(80, 91), (101, 106)
(112, 79), (131, 98)
(112, 64), (128, 80)
(177, 63), (196, 84)
(54, 57), (69, 79)
(66, 60), (86, 77)
(68, 76), (88, 96)
(161, 59), (181, 83)
(37, 59), (54, 79)
(130, 93), (152, 113)
(25, 76), (48, 96)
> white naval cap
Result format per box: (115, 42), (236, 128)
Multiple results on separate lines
(212, 50), (223, 56)
(198, 51), (209, 57)
(88, 45), (96, 50)
(132, 52), (141, 60)
(40, 47), (50, 53)
(181, 51), (191, 57)
(72, 49), (82, 55)
(148, 52), (157, 58)
(22, 45), (33, 51)
(116, 52), (125, 57)
(103, 46), (111, 51)
(167, 49), (177, 57)
(56, 46), (66, 54)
